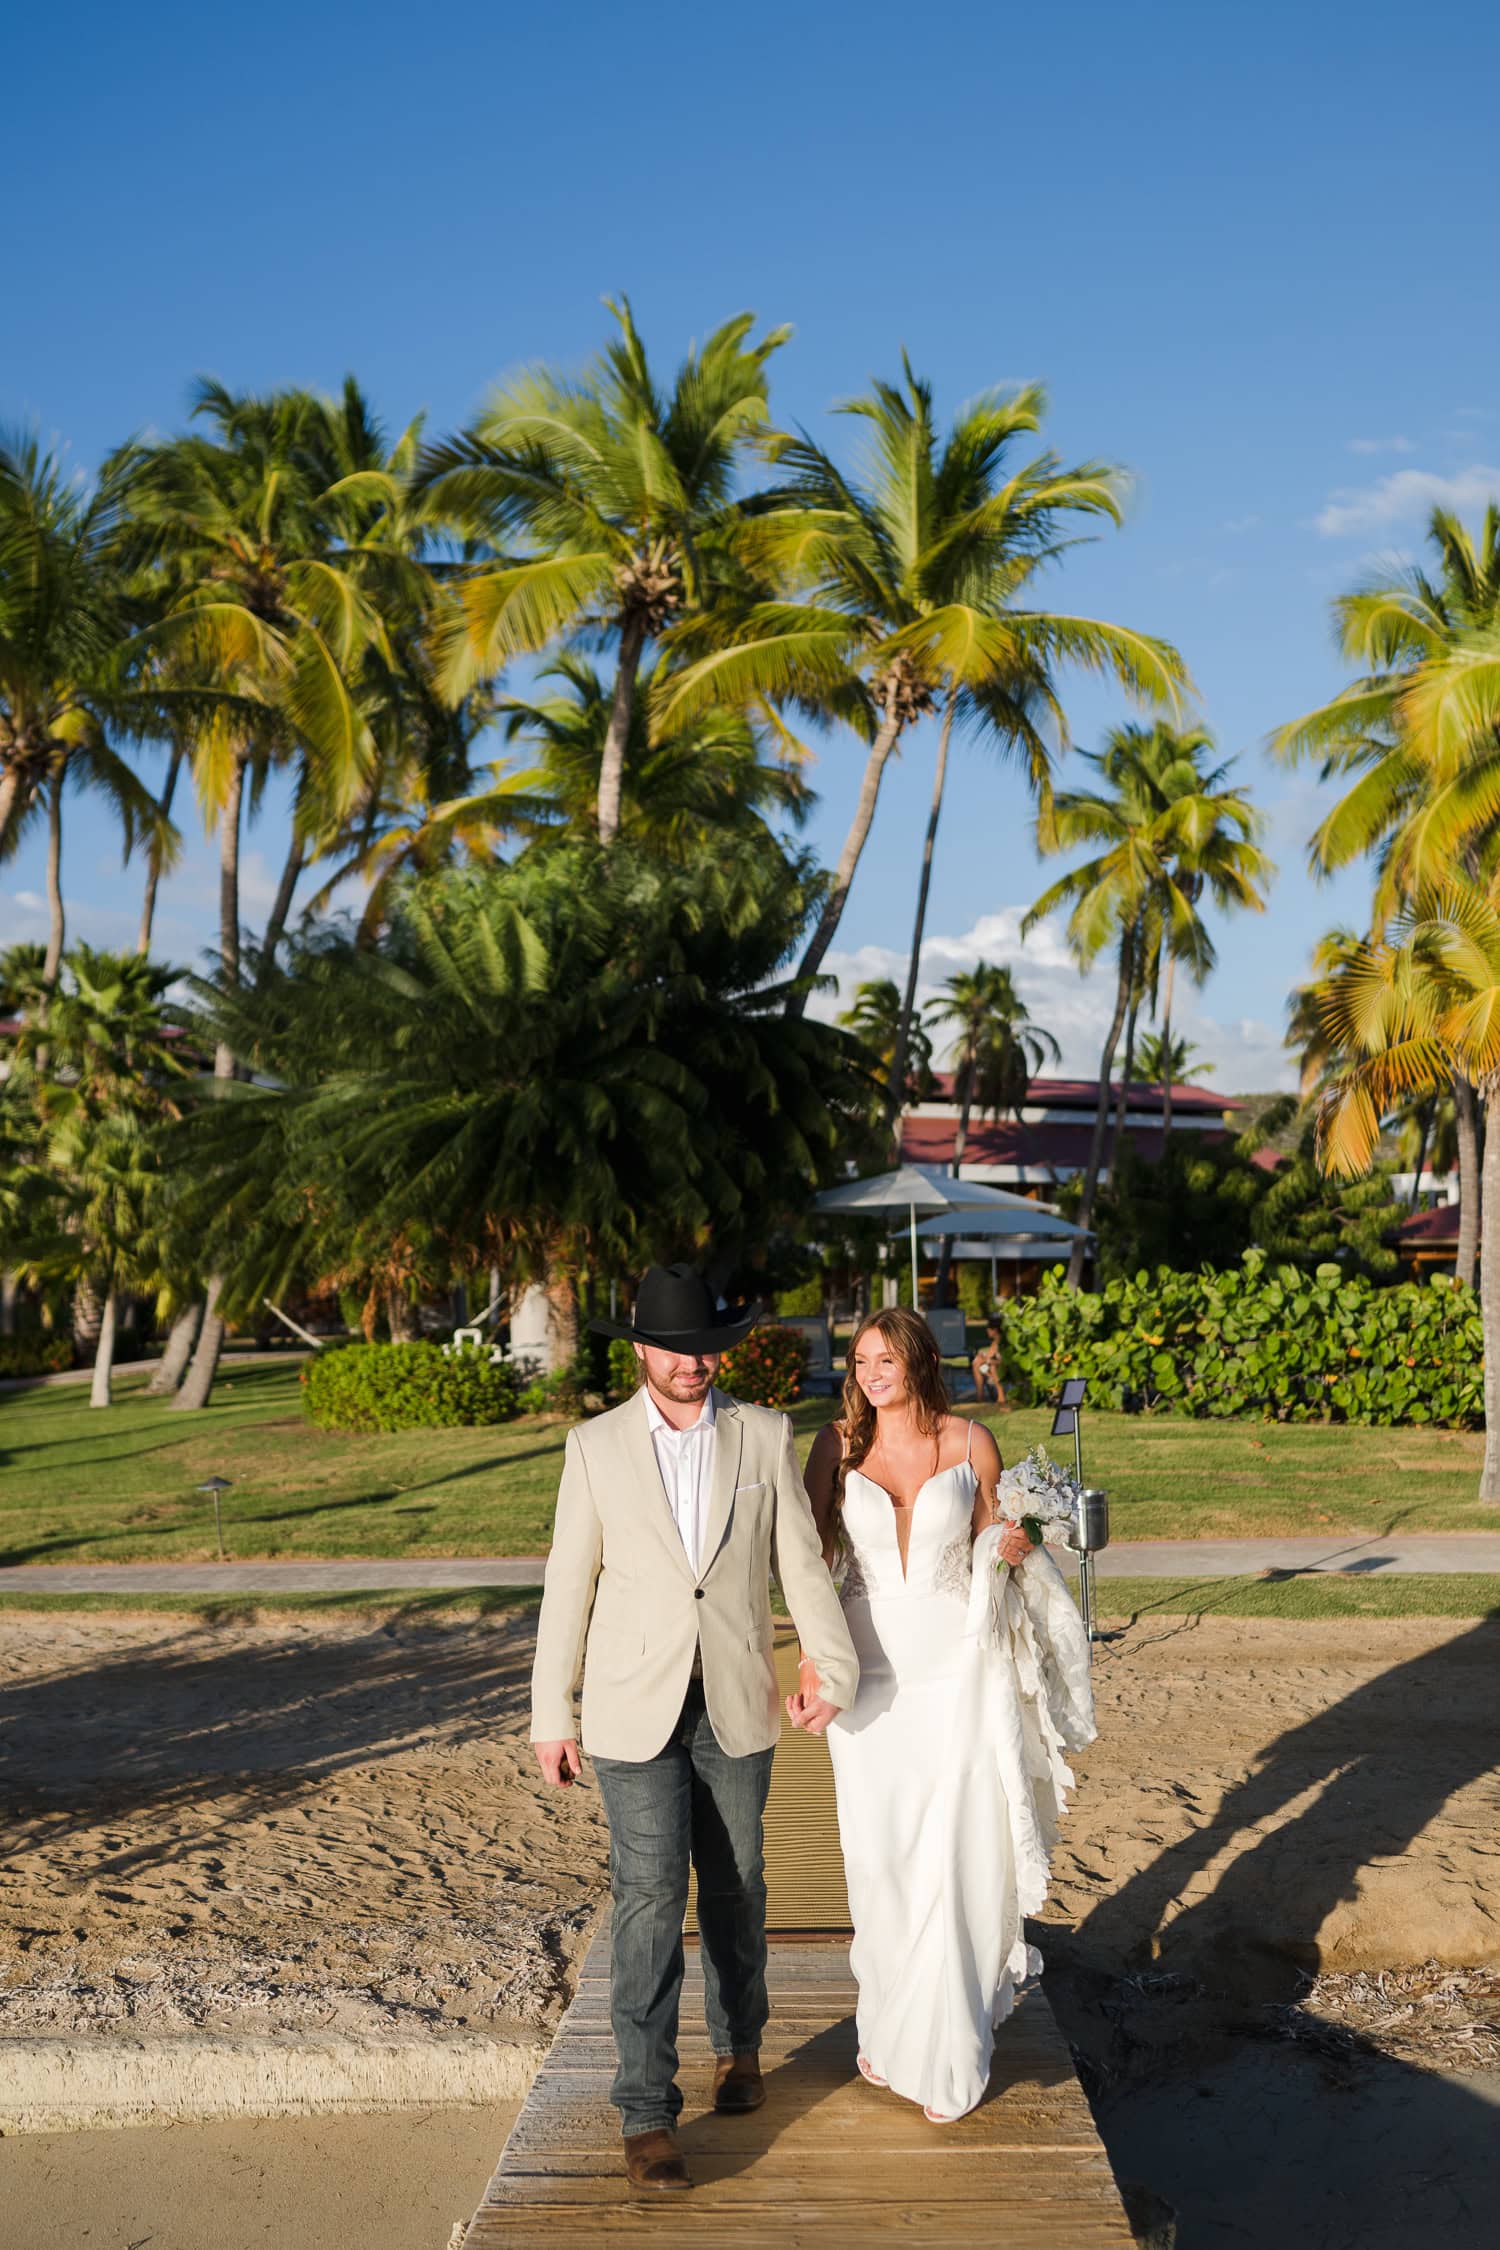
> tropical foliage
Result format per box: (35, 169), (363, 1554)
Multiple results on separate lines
(301, 1339), (522, 1432)
(1000, 1252), (1481, 1427)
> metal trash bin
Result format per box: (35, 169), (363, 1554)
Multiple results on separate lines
(1071, 1487), (1109, 1641)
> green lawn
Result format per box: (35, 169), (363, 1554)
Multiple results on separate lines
(2, 1363), (1498, 1569)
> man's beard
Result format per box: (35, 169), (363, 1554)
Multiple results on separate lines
(655, 1369), (713, 1402)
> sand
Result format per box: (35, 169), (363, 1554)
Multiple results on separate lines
(0, 2102), (519, 2250)
(2, 1604), (1498, 2245)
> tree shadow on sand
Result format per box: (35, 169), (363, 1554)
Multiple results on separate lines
(0, 1611), (538, 1879)
(1074, 1609), (1500, 2006)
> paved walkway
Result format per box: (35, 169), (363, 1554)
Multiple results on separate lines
(3, 1533), (1500, 1595)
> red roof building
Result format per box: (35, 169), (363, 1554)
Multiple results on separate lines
(899, 1073), (1238, 1189)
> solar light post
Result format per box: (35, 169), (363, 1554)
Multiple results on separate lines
(196, 1476), (232, 1561)
(1051, 1380), (1110, 1644)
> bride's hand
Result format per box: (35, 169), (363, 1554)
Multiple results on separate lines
(997, 1523), (1032, 1569)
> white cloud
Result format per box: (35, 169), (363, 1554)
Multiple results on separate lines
(1347, 436), (1414, 456)
(813, 909), (1298, 1091)
(1315, 463), (1500, 538)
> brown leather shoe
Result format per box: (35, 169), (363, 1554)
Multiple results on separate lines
(623, 2128), (692, 2192)
(712, 2050), (766, 2113)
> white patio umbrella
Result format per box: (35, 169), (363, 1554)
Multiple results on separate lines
(813, 1165), (1051, 1307)
(906, 1200), (1092, 1299)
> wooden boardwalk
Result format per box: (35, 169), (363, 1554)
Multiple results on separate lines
(461, 1929), (1136, 2247)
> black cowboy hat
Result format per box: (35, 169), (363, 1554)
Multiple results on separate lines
(589, 1263), (759, 1355)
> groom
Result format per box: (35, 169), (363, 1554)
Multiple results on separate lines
(531, 1263), (858, 2193)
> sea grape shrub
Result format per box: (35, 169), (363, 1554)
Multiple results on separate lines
(719, 1324), (810, 1409)
(301, 1340), (521, 1431)
(1000, 1251), (1482, 1427)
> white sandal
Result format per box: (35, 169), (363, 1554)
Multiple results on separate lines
(857, 2053), (888, 2087)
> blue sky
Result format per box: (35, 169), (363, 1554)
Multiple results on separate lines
(7, 0), (1498, 1088)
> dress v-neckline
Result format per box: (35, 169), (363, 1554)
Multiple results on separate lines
(847, 1460), (974, 1584)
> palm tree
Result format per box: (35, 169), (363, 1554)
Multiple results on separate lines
(175, 842), (874, 1363)
(1315, 875), (1500, 1500)
(0, 947), (187, 1405)
(1272, 508), (1500, 1270)
(417, 300), (788, 844)
(124, 381), (417, 1406)
(924, 962), (1060, 1296)
(925, 963), (1059, 1162)
(1273, 507), (1500, 920)
(1027, 724), (1271, 1284)
(0, 434), (169, 870)
(837, 977), (934, 1106)
(502, 652), (809, 855)
(660, 362), (1188, 1050)
(1134, 1029), (1212, 1087)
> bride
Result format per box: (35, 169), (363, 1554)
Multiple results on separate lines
(794, 1306), (1095, 2122)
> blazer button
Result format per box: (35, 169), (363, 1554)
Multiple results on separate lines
(694, 1588), (705, 1599)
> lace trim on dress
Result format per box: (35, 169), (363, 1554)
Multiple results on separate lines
(932, 1531), (973, 1601)
(839, 1545), (872, 1603)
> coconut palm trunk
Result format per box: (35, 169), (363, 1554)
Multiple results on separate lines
(1408, 1094), (1437, 1214)
(1112, 937), (1144, 1148)
(886, 696), (957, 1143)
(138, 743), (186, 954)
(146, 1301), (201, 1395)
(0, 765), (25, 851)
(1158, 950), (1178, 1137)
(1479, 1081), (1500, 1503)
(789, 698), (905, 1016)
(42, 777), (65, 988)
(176, 761), (247, 1415)
(90, 1287), (118, 1409)
(1453, 1073), (1481, 1291)
(1066, 924), (1135, 1289)
(597, 615), (647, 846)
(171, 1274), (226, 1412)
(935, 1054), (976, 1304)
(260, 830), (305, 971)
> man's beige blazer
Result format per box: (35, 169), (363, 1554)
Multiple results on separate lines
(530, 1386), (858, 1762)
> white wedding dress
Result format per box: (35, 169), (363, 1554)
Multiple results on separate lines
(826, 1433), (1096, 2118)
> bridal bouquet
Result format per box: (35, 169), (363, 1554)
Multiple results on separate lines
(993, 1446), (1079, 1570)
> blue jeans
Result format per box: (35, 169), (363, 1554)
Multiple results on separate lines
(592, 1683), (774, 2136)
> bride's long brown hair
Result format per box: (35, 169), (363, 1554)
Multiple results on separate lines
(833, 1307), (951, 1522)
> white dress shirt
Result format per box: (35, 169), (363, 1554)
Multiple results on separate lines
(644, 1386), (717, 1576)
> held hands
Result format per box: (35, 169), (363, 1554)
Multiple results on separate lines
(785, 1654), (841, 1737)
(534, 1739), (582, 1787)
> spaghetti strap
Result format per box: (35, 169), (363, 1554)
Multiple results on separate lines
(964, 1417), (974, 1465)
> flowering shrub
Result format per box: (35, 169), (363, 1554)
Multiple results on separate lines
(719, 1323), (809, 1409)
(0, 1332), (74, 1378)
(1001, 1250), (1483, 1427)
(301, 1340), (521, 1431)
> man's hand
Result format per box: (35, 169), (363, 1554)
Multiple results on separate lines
(534, 1739), (582, 1787)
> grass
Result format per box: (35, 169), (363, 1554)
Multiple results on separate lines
(1094, 1573), (1500, 1622)
(3, 1363), (1498, 1570)
(0, 1578), (1491, 1626)
(0, 1586), (539, 1620)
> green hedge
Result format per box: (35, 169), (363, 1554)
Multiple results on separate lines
(1001, 1251), (1483, 1427)
(0, 1332), (74, 1378)
(301, 1340), (521, 1432)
